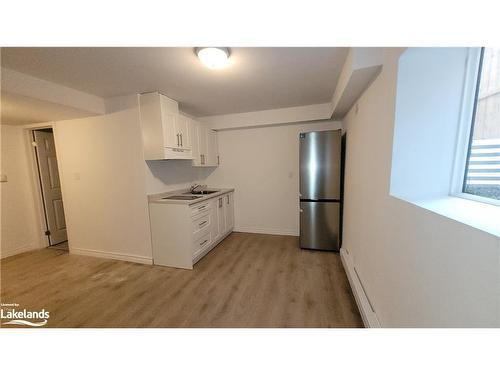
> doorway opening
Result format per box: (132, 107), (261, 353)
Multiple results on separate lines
(32, 128), (68, 250)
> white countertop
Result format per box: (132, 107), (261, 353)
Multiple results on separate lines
(148, 188), (235, 206)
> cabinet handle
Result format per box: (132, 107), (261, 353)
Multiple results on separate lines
(200, 239), (208, 246)
(226, 195), (229, 204)
(201, 154), (205, 165)
(180, 133), (183, 147)
(176, 134), (180, 146)
(217, 155), (220, 165)
(199, 220), (207, 227)
(198, 205), (206, 211)
(219, 198), (222, 208)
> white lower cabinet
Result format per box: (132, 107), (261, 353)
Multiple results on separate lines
(149, 192), (234, 269)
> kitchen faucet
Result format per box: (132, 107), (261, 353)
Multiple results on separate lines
(190, 184), (207, 193)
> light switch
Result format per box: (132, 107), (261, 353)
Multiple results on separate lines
(0, 174), (7, 183)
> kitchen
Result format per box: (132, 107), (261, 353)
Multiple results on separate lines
(2, 45), (499, 332)
(1, 47), (360, 328)
(1, 3), (498, 375)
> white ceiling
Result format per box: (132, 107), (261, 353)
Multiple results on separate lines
(1, 47), (348, 117)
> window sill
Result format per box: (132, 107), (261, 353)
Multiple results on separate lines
(411, 195), (500, 238)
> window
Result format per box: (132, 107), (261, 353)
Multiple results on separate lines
(463, 47), (500, 202)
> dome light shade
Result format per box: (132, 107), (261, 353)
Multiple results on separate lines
(196, 47), (230, 69)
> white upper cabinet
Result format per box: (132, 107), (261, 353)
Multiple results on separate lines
(139, 92), (217, 164)
(206, 129), (219, 167)
(139, 92), (192, 160)
(190, 118), (200, 165)
(175, 114), (191, 150)
(198, 124), (209, 166)
(161, 111), (178, 149)
(190, 121), (219, 167)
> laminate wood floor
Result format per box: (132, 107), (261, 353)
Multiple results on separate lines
(0, 232), (363, 328)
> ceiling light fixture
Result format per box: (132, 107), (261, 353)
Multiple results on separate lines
(196, 47), (230, 69)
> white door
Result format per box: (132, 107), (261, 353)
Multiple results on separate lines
(217, 196), (226, 240)
(34, 130), (68, 246)
(224, 193), (234, 232)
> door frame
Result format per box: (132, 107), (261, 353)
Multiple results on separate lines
(23, 122), (69, 249)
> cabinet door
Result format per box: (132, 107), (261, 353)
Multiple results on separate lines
(159, 94), (180, 149)
(210, 198), (220, 242)
(176, 114), (191, 150)
(217, 196), (225, 240)
(198, 125), (208, 166)
(224, 193), (234, 233)
(162, 112), (179, 148)
(190, 120), (201, 166)
(206, 130), (219, 166)
(184, 117), (192, 150)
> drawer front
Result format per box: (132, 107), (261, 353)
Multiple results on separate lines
(190, 201), (211, 216)
(192, 213), (210, 235)
(193, 232), (211, 257)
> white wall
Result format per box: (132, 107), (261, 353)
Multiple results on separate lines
(54, 109), (153, 263)
(145, 160), (213, 194)
(0, 125), (42, 257)
(342, 48), (500, 327)
(205, 121), (341, 236)
(391, 48), (470, 200)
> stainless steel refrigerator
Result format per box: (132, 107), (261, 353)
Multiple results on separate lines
(299, 130), (342, 251)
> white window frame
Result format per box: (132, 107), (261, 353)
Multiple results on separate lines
(451, 47), (500, 207)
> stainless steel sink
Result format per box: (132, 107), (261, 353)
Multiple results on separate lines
(183, 190), (219, 195)
(162, 195), (200, 200)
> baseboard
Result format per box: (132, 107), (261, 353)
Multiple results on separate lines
(235, 226), (298, 236)
(340, 247), (381, 328)
(0, 243), (37, 259)
(70, 247), (153, 265)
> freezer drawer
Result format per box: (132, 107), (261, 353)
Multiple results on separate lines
(300, 201), (340, 251)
